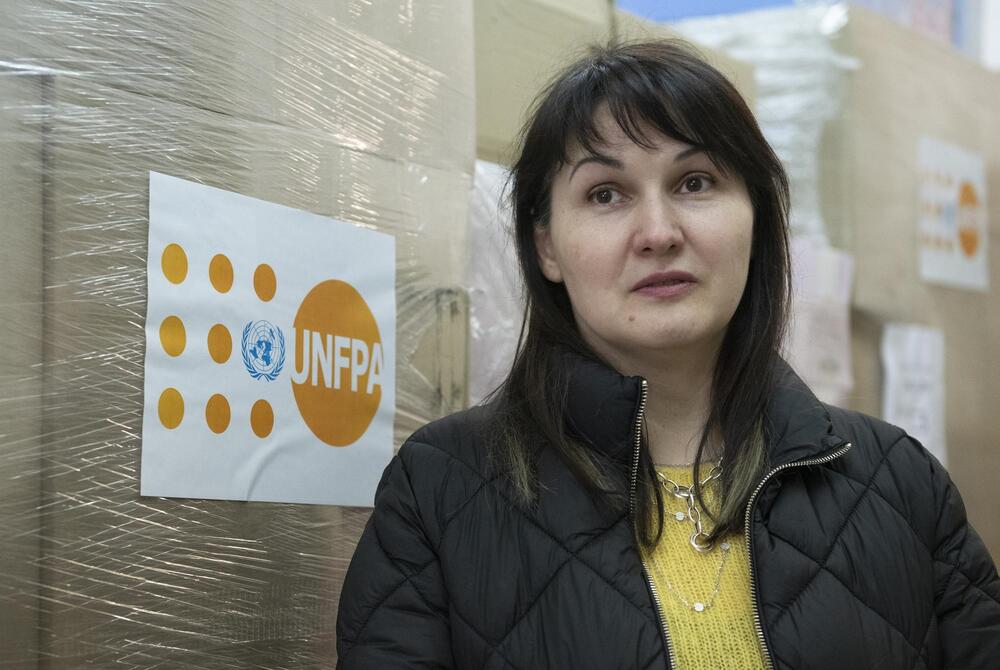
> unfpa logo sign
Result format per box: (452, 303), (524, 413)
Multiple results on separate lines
(142, 171), (395, 506)
(916, 138), (988, 291)
(155, 244), (383, 448)
(291, 280), (384, 447)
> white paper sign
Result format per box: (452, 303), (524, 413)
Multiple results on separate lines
(141, 172), (395, 506)
(918, 136), (989, 291)
(881, 323), (945, 465)
(785, 237), (855, 406)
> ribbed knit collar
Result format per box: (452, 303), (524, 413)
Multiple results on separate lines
(560, 351), (846, 468)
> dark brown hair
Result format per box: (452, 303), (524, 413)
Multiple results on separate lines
(489, 39), (791, 547)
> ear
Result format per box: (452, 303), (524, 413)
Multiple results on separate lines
(533, 225), (563, 283)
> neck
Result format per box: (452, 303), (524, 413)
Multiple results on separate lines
(599, 342), (720, 466)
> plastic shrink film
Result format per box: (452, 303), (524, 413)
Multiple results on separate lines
(677, 5), (859, 241)
(467, 160), (521, 406)
(0, 2), (474, 667)
(678, 4), (1000, 557)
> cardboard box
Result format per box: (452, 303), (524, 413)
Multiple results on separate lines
(0, 1), (475, 173)
(0, 0), (475, 660)
(474, 0), (614, 163)
(12, 70), (471, 668)
(822, 7), (1000, 555)
(474, 1), (758, 165)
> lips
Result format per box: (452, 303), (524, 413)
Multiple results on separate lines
(631, 271), (697, 292)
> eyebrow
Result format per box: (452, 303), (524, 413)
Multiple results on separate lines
(674, 146), (705, 162)
(569, 154), (622, 181)
(568, 146), (707, 181)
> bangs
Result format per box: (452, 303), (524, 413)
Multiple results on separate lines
(513, 39), (784, 226)
(549, 45), (751, 178)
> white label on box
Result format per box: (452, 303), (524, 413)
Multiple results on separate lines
(917, 136), (989, 291)
(141, 172), (395, 506)
(881, 323), (945, 465)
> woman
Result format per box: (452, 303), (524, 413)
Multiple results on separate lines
(336, 40), (1000, 669)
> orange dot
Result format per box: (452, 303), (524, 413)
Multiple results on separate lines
(207, 324), (232, 364)
(959, 181), (979, 207)
(209, 254), (234, 293)
(158, 388), (184, 429)
(250, 399), (274, 438)
(161, 244), (188, 284)
(159, 316), (186, 357)
(254, 263), (277, 302)
(205, 394), (231, 434)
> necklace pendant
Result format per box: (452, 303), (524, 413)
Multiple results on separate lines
(690, 531), (714, 553)
(693, 602), (706, 613)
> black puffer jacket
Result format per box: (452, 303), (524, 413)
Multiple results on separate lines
(336, 356), (1000, 668)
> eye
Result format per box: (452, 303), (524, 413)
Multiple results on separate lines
(588, 187), (625, 206)
(679, 174), (715, 194)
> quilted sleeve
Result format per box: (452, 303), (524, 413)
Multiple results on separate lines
(336, 451), (453, 669)
(931, 455), (1000, 669)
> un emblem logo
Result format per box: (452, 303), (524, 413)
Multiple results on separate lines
(241, 320), (285, 381)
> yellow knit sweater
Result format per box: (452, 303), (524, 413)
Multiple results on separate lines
(641, 466), (766, 669)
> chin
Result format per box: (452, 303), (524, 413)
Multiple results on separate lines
(620, 330), (703, 353)
(628, 322), (725, 354)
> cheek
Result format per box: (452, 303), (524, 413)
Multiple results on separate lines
(729, 225), (754, 302)
(702, 211), (753, 297)
(713, 204), (754, 263)
(726, 230), (754, 292)
(556, 235), (616, 288)
(700, 228), (752, 269)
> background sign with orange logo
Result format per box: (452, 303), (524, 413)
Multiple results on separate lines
(141, 172), (395, 506)
(917, 136), (989, 291)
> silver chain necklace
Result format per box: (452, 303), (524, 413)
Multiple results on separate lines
(656, 464), (722, 553)
(654, 464), (731, 613)
(655, 539), (732, 613)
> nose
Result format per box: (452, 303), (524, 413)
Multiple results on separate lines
(632, 193), (684, 255)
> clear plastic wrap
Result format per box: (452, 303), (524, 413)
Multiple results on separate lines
(0, 1), (473, 171)
(467, 160), (522, 406)
(0, 2), (474, 667)
(676, 4), (859, 241)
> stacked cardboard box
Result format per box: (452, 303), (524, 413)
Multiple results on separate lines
(475, 0), (613, 163)
(0, 2), (474, 667)
(823, 7), (1000, 555)
(0, 1), (472, 173)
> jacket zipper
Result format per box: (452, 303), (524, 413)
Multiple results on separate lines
(628, 379), (677, 670)
(743, 441), (853, 670)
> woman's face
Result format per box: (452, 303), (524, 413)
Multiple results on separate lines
(535, 108), (754, 369)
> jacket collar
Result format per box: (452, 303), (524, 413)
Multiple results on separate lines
(563, 354), (644, 463)
(561, 352), (846, 467)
